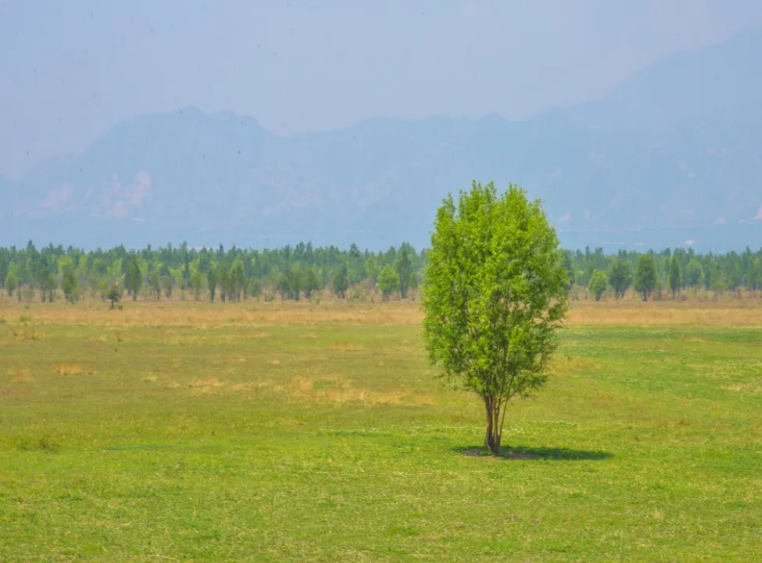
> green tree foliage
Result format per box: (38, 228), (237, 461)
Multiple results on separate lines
(125, 255), (143, 301)
(587, 270), (608, 301)
(377, 264), (400, 300)
(248, 278), (264, 300)
(608, 259), (631, 299)
(3, 240), (762, 306)
(61, 264), (79, 303)
(422, 182), (569, 455)
(303, 268), (321, 299)
(218, 262), (230, 302)
(749, 258), (761, 291)
(562, 252), (575, 289)
(230, 259), (246, 301)
(107, 284), (122, 309)
(163, 276), (174, 300)
(5, 266), (18, 297)
(37, 262), (57, 303)
(669, 255), (681, 298)
(207, 268), (218, 302)
(191, 271), (203, 301)
(634, 253), (657, 301)
(686, 259), (702, 288)
(395, 244), (414, 298)
(150, 271), (161, 301)
(332, 269), (348, 299)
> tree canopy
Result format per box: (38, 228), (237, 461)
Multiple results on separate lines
(422, 182), (569, 454)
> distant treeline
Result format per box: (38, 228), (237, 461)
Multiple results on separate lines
(567, 246), (762, 299)
(0, 241), (424, 303)
(0, 242), (760, 303)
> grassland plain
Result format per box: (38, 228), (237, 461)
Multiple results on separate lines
(1, 298), (761, 562)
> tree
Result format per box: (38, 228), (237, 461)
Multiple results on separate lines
(107, 284), (122, 309)
(686, 259), (702, 288)
(669, 255), (681, 299)
(191, 270), (203, 301)
(125, 255), (143, 301)
(207, 268), (218, 302)
(587, 270), (608, 301)
(162, 276), (174, 300)
(365, 255), (380, 284)
(248, 278), (263, 300)
(42, 271), (57, 303)
(303, 268), (321, 298)
(422, 182), (569, 455)
(230, 259), (246, 301)
(38, 263), (56, 303)
(377, 264), (400, 300)
(562, 252), (575, 290)
(608, 259), (631, 299)
(286, 268), (302, 301)
(749, 258), (761, 291)
(332, 269), (348, 299)
(150, 271), (161, 301)
(395, 245), (414, 298)
(62, 264), (79, 303)
(218, 262), (230, 302)
(277, 273), (291, 300)
(5, 267), (18, 297)
(634, 253), (657, 301)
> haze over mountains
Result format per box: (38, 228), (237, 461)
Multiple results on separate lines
(3, 29), (762, 252)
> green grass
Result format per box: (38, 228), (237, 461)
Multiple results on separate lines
(1, 302), (761, 561)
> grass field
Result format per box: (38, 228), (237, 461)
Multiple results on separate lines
(1, 298), (761, 561)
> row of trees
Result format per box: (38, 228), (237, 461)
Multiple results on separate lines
(573, 246), (762, 301)
(0, 241), (424, 303)
(2, 241), (762, 304)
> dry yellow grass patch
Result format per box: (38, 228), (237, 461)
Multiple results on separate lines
(284, 375), (432, 405)
(568, 301), (762, 327)
(5, 367), (33, 382)
(721, 383), (759, 393)
(0, 300), (423, 328)
(328, 342), (366, 352)
(3, 297), (762, 331)
(142, 376), (157, 383)
(188, 377), (225, 394)
(54, 363), (87, 376)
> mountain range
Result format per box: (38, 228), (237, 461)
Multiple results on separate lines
(3, 29), (762, 252)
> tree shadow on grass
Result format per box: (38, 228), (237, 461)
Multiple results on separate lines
(454, 445), (613, 461)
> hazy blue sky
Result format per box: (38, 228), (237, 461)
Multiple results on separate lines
(1, 0), (761, 178)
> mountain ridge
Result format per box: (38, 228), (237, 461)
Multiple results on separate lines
(3, 29), (762, 252)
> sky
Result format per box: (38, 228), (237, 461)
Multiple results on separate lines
(1, 0), (762, 179)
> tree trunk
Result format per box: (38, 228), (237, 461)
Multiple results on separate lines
(483, 396), (503, 455)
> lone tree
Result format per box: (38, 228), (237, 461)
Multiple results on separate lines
(634, 253), (657, 301)
(422, 181), (569, 455)
(669, 255), (681, 299)
(587, 270), (608, 301)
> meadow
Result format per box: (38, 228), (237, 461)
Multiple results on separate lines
(1, 297), (761, 561)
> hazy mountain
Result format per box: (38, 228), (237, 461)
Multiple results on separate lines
(4, 29), (762, 252)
